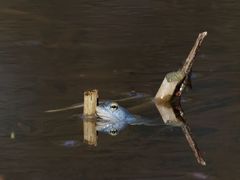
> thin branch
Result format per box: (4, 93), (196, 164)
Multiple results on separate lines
(179, 32), (208, 95)
(182, 31), (208, 75)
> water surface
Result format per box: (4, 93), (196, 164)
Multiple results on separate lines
(0, 0), (239, 179)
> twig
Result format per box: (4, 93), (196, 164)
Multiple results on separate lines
(83, 89), (98, 146)
(179, 31), (208, 95)
(155, 31), (208, 101)
(182, 31), (208, 74)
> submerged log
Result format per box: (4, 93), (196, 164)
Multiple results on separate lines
(83, 89), (98, 146)
(155, 31), (208, 101)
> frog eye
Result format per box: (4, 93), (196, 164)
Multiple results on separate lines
(110, 102), (118, 111)
(109, 129), (118, 136)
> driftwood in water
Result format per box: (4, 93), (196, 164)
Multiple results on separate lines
(155, 71), (185, 102)
(155, 31), (208, 101)
(83, 89), (98, 146)
(154, 100), (206, 166)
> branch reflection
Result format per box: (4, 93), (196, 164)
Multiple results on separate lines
(154, 98), (206, 166)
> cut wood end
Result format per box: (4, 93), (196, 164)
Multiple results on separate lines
(200, 31), (208, 37)
(166, 71), (185, 82)
(84, 89), (98, 96)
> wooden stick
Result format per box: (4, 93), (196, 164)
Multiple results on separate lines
(182, 31), (208, 75)
(155, 31), (208, 101)
(83, 89), (98, 146)
(155, 71), (185, 102)
(178, 31), (208, 95)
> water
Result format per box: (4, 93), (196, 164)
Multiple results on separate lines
(0, 0), (239, 179)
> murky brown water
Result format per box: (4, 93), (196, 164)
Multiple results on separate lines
(0, 0), (239, 179)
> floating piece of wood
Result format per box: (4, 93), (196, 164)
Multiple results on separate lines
(155, 71), (185, 102)
(155, 31), (208, 101)
(182, 32), (208, 75)
(179, 31), (208, 95)
(83, 89), (98, 146)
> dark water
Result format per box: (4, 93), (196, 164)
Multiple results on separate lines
(0, 0), (239, 179)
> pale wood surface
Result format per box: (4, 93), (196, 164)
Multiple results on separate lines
(155, 71), (184, 101)
(155, 31), (208, 101)
(182, 31), (208, 75)
(83, 89), (98, 146)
